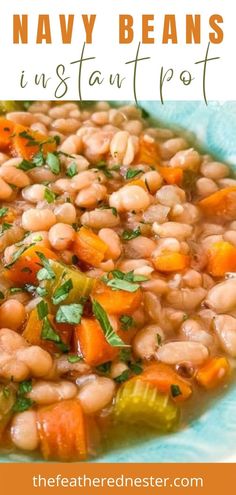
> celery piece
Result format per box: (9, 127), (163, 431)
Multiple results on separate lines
(0, 101), (22, 114)
(44, 260), (96, 305)
(0, 385), (16, 436)
(114, 379), (180, 432)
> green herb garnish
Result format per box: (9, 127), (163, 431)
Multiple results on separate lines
(52, 278), (73, 305)
(13, 397), (34, 413)
(44, 188), (56, 203)
(66, 162), (78, 177)
(67, 355), (82, 364)
(171, 384), (182, 398)
(126, 169), (142, 180)
(18, 159), (35, 171)
(36, 252), (55, 281)
(114, 369), (130, 383)
(92, 300), (127, 347)
(37, 300), (48, 320)
(56, 303), (83, 325)
(46, 152), (60, 175)
(121, 227), (141, 241)
(119, 315), (134, 330)
(18, 379), (32, 395)
(0, 207), (8, 218)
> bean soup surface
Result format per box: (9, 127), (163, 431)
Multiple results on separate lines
(0, 101), (235, 461)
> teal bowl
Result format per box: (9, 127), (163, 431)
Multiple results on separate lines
(2, 101), (236, 463)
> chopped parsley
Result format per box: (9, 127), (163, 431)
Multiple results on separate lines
(13, 379), (34, 413)
(92, 299), (127, 347)
(44, 188), (56, 203)
(18, 379), (32, 395)
(66, 162), (78, 178)
(36, 252), (55, 281)
(119, 315), (134, 330)
(56, 303), (83, 325)
(37, 300), (48, 320)
(18, 159), (35, 171)
(126, 169), (142, 180)
(0, 222), (12, 233)
(52, 278), (73, 305)
(103, 270), (148, 293)
(67, 355), (82, 364)
(0, 207), (8, 218)
(114, 369), (130, 383)
(46, 152), (60, 175)
(121, 227), (141, 241)
(13, 397), (34, 413)
(33, 151), (44, 167)
(96, 361), (112, 374)
(171, 384), (182, 398)
(0, 291), (5, 300)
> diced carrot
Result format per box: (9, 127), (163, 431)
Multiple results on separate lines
(196, 357), (230, 389)
(134, 136), (160, 166)
(207, 241), (236, 277)
(158, 166), (183, 185)
(4, 245), (58, 285)
(37, 400), (87, 461)
(140, 363), (192, 402)
(198, 187), (236, 220)
(22, 309), (72, 353)
(0, 118), (15, 151)
(73, 227), (108, 268)
(153, 252), (190, 272)
(75, 318), (118, 366)
(126, 179), (148, 190)
(93, 283), (142, 315)
(12, 124), (57, 160)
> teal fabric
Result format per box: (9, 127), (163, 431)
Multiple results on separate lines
(2, 101), (236, 463)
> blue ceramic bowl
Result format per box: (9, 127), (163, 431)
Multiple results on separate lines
(2, 101), (236, 463)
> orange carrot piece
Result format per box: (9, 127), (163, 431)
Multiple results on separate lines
(22, 309), (72, 354)
(196, 357), (230, 389)
(198, 187), (236, 220)
(12, 124), (56, 160)
(153, 252), (190, 272)
(134, 136), (160, 166)
(158, 166), (183, 185)
(37, 400), (87, 461)
(207, 241), (236, 277)
(4, 245), (58, 285)
(140, 363), (192, 402)
(93, 283), (142, 315)
(75, 318), (118, 366)
(73, 227), (108, 268)
(0, 118), (15, 151)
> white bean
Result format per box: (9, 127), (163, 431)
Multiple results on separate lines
(153, 222), (193, 240)
(0, 166), (30, 188)
(214, 315), (236, 357)
(22, 208), (57, 231)
(109, 185), (150, 212)
(48, 223), (75, 250)
(201, 161), (229, 180)
(206, 279), (236, 313)
(157, 341), (209, 365)
(156, 185), (186, 207)
(27, 380), (77, 405)
(133, 325), (164, 360)
(75, 183), (107, 208)
(11, 411), (39, 451)
(166, 287), (207, 311)
(0, 177), (12, 199)
(81, 208), (120, 229)
(98, 229), (121, 260)
(22, 184), (46, 203)
(181, 319), (214, 347)
(77, 377), (116, 414)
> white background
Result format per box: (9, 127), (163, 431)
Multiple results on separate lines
(0, 0), (235, 101)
